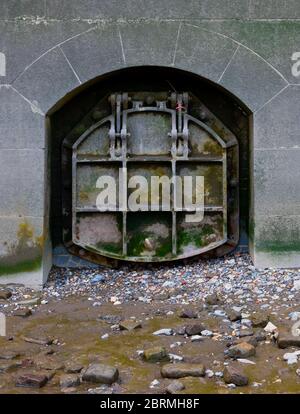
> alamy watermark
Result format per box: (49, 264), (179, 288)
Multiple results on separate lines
(95, 168), (205, 223)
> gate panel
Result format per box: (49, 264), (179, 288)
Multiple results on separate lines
(62, 91), (239, 263)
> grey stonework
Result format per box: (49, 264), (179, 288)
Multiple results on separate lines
(0, 0), (299, 287)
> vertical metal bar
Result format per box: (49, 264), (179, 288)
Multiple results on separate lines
(122, 160), (127, 256)
(171, 159), (177, 255)
(222, 149), (228, 241)
(72, 150), (78, 245)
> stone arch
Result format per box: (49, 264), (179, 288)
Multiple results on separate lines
(11, 22), (288, 116)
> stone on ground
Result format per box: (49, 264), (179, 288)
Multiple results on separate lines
(82, 364), (119, 385)
(277, 335), (300, 349)
(143, 347), (169, 363)
(15, 373), (48, 388)
(228, 310), (242, 322)
(223, 366), (249, 386)
(228, 342), (256, 358)
(185, 323), (206, 336)
(13, 308), (32, 317)
(179, 309), (197, 319)
(161, 363), (205, 379)
(251, 313), (269, 328)
(0, 289), (12, 300)
(60, 374), (80, 388)
(205, 293), (219, 305)
(166, 380), (185, 394)
(119, 320), (142, 331)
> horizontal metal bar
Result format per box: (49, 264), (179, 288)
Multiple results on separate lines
(75, 206), (224, 213)
(75, 156), (223, 163)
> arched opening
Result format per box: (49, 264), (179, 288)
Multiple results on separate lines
(48, 66), (251, 267)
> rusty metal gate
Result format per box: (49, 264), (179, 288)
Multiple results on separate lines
(62, 91), (239, 265)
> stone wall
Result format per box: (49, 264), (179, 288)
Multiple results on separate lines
(0, 0), (299, 287)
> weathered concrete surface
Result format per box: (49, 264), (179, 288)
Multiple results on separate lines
(0, 0), (299, 286)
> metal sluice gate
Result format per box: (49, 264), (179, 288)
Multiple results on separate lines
(62, 91), (239, 265)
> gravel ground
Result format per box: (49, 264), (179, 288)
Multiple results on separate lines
(1, 252), (300, 394)
(42, 253), (300, 308)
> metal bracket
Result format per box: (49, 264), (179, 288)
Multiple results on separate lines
(169, 92), (189, 158)
(109, 93), (130, 159)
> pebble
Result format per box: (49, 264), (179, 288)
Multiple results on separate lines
(283, 351), (300, 365)
(149, 379), (160, 388)
(153, 329), (173, 336)
(264, 322), (278, 333)
(166, 380), (185, 394)
(191, 335), (203, 342)
(201, 330), (213, 337)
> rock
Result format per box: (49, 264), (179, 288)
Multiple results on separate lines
(12, 308), (32, 317)
(0, 351), (20, 360)
(0, 361), (22, 373)
(191, 335), (203, 342)
(169, 354), (184, 362)
(161, 363), (205, 379)
(0, 289), (12, 300)
(166, 380), (185, 394)
(277, 335), (300, 349)
(143, 347), (169, 363)
(264, 322), (277, 333)
(99, 315), (122, 325)
(214, 310), (227, 317)
(153, 329), (173, 336)
(254, 329), (267, 342)
(82, 364), (119, 385)
(36, 358), (65, 371)
(119, 320), (142, 331)
(293, 280), (300, 291)
(64, 362), (84, 374)
(175, 326), (186, 335)
(150, 379), (160, 388)
(228, 310), (242, 322)
(22, 336), (53, 346)
(251, 313), (269, 328)
(185, 323), (206, 336)
(223, 366), (249, 386)
(201, 330), (213, 337)
(244, 337), (258, 347)
(179, 309), (197, 319)
(205, 293), (219, 305)
(15, 373), (48, 388)
(237, 329), (254, 338)
(289, 311), (300, 321)
(237, 358), (256, 365)
(228, 342), (256, 358)
(91, 275), (105, 284)
(17, 297), (41, 306)
(283, 351), (300, 365)
(60, 374), (80, 388)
